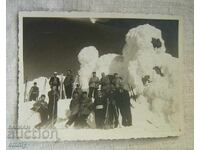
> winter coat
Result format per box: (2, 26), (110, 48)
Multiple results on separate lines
(69, 98), (80, 115)
(89, 76), (99, 88)
(49, 77), (60, 87)
(100, 76), (110, 91)
(79, 98), (93, 115)
(112, 77), (121, 88)
(107, 89), (117, 105)
(32, 100), (48, 113)
(29, 86), (39, 97)
(64, 74), (74, 86)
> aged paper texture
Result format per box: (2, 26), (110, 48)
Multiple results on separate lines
(16, 12), (183, 141)
(7, 0), (193, 149)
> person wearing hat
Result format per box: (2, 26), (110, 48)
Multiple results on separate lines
(64, 69), (74, 99)
(29, 82), (39, 101)
(49, 72), (60, 91)
(88, 72), (99, 99)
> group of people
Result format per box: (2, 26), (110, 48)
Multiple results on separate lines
(29, 70), (132, 129)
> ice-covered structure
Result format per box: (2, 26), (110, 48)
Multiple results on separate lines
(77, 24), (181, 130)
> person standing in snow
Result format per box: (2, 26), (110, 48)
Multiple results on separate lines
(65, 92), (80, 128)
(88, 72), (99, 99)
(116, 85), (132, 127)
(93, 90), (107, 129)
(49, 72), (60, 91)
(100, 72), (110, 94)
(32, 95), (49, 129)
(48, 85), (60, 125)
(75, 92), (93, 128)
(29, 82), (39, 101)
(106, 84), (119, 128)
(64, 69), (74, 99)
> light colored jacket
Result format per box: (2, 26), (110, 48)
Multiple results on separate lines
(89, 76), (99, 88)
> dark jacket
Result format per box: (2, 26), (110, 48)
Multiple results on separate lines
(73, 87), (82, 97)
(89, 76), (99, 88)
(32, 100), (48, 113)
(79, 97), (93, 115)
(69, 98), (80, 115)
(100, 76), (110, 91)
(64, 74), (74, 86)
(49, 77), (60, 87)
(107, 89), (117, 105)
(29, 86), (39, 96)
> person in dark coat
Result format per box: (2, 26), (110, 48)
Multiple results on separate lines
(65, 92), (80, 127)
(64, 69), (74, 99)
(73, 83), (82, 98)
(48, 86), (60, 125)
(49, 72), (60, 91)
(106, 84), (119, 128)
(74, 92), (93, 128)
(88, 72), (99, 99)
(116, 86), (132, 127)
(32, 95), (49, 129)
(94, 90), (107, 129)
(29, 82), (39, 101)
(100, 72), (110, 94)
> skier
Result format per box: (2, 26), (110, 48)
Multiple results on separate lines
(93, 90), (107, 129)
(32, 95), (49, 129)
(88, 72), (99, 99)
(100, 72), (110, 94)
(29, 82), (39, 101)
(75, 92), (93, 128)
(73, 83), (82, 98)
(64, 69), (74, 99)
(65, 92), (80, 128)
(48, 85), (60, 126)
(106, 84), (119, 128)
(116, 85), (132, 127)
(49, 72), (60, 91)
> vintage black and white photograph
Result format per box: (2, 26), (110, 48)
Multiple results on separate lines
(18, 12), (183, 141)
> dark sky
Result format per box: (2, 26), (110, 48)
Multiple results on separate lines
(23, 17), (178, 81)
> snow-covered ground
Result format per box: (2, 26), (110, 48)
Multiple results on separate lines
(18, 96), (180, 141)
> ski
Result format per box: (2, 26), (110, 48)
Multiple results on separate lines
(60, 73), (65, 99)
(24, 79), (28, 102)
